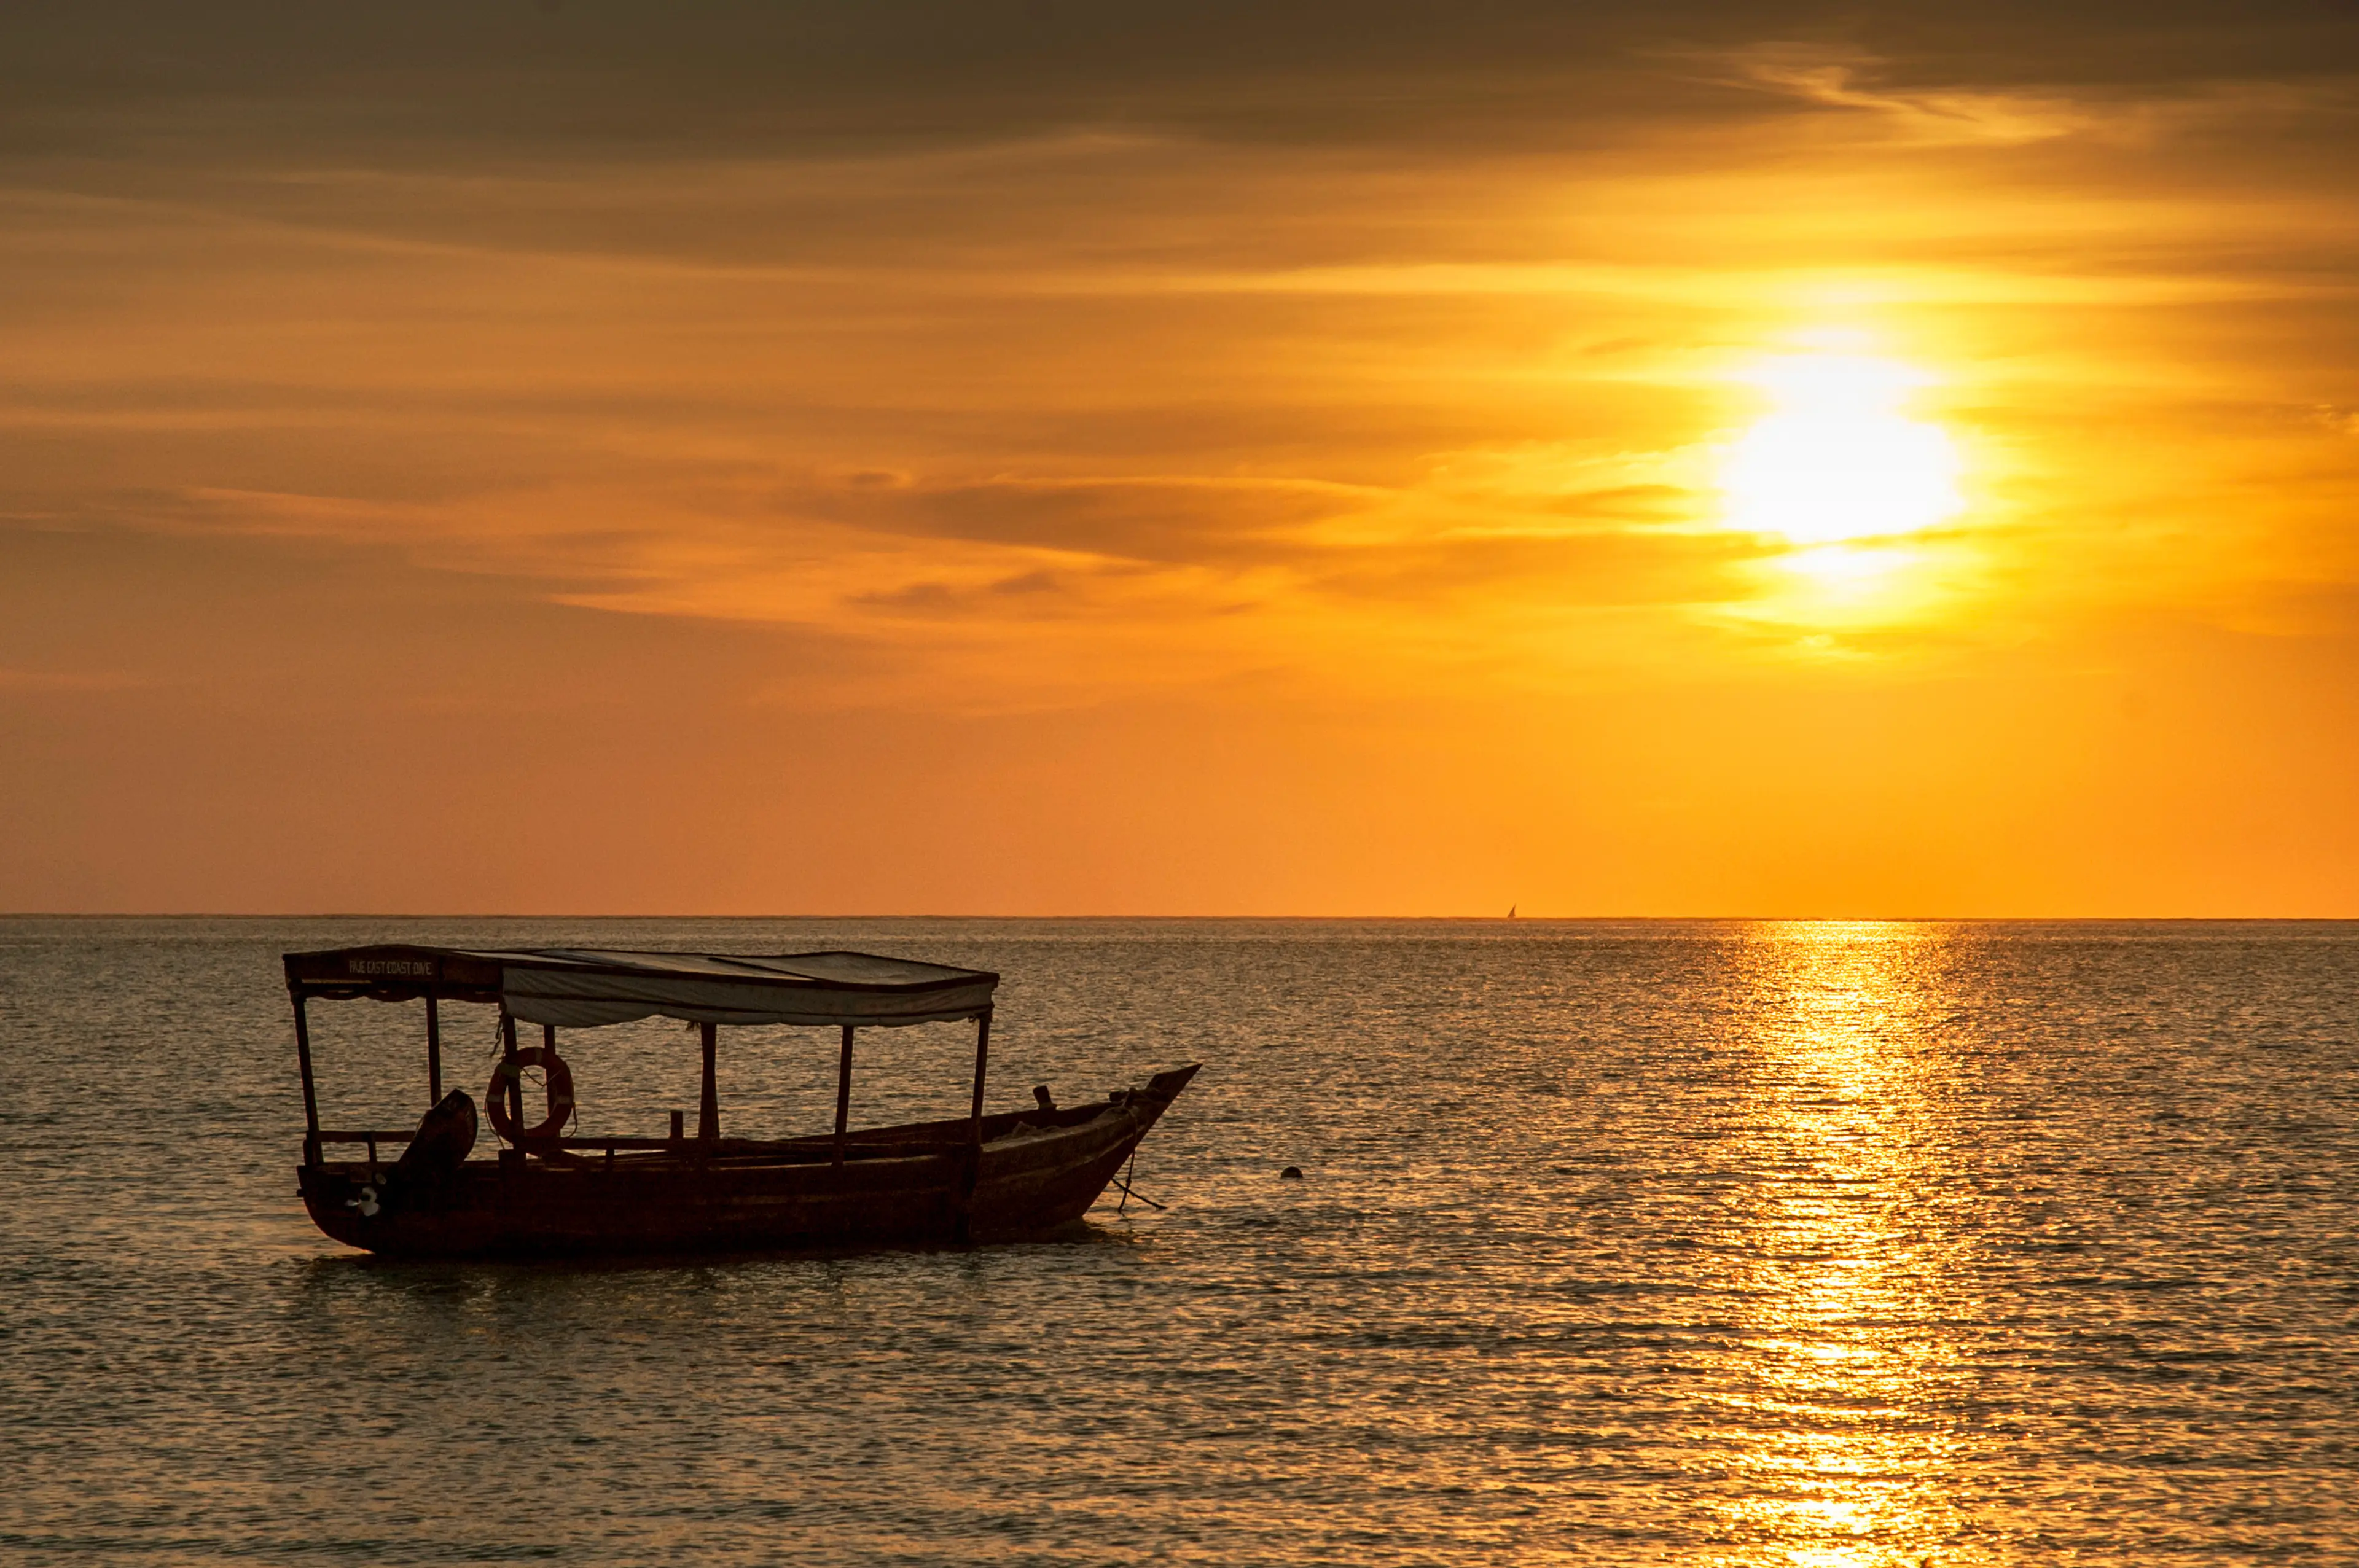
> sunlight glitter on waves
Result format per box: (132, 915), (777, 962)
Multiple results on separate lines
(1700, 926), (1979, 1568)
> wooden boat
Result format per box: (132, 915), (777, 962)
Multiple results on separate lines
(284, 943), (1199, 1258)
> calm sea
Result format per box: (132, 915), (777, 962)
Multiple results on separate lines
(2, 918), (2355, 1565)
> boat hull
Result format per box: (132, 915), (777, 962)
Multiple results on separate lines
(298, 1065), (1196, 1259)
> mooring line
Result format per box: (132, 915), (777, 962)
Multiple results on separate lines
(1111, 1153), (1167, 1212)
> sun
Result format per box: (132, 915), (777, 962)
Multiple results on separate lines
(1719, 345), (1965, 546)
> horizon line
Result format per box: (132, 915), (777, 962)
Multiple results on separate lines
(4, 911), (2355, 924)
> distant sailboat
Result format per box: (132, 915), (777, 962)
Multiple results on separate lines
(1507, 904), (1516, 919)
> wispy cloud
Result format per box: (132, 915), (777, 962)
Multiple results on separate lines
(0, 666), (154, 692)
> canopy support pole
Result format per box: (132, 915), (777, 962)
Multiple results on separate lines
(292, 991), (320, 1167)
(424, 996), (442, 1103)
(951, 1009), (993, 1244)
(698, 1022), (719, 1144)
(500, 1012), (522, 1155)
(833, 1025), (855, 1166)
(967, 1009), (992, 1152)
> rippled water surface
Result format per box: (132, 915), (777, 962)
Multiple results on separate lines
(4, 918), (2357, 1565)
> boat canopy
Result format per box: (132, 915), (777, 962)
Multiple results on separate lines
(283, 945), (999, 1029)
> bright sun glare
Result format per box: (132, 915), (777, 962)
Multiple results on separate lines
(1720, 345), (1965, 547)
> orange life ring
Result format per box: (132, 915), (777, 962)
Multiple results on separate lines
(486, 1045), (576, 1143)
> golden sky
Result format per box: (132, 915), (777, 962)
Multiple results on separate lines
(4, 4), (2357, 913)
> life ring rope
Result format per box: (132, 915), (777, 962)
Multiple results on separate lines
(486, 1045), (577, 1144)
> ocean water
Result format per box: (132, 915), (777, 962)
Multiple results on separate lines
(2, 918), (2355, 1566)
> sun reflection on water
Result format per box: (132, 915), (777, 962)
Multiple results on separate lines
(1708, 922), (1984, 1567)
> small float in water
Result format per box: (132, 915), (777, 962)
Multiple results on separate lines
(283, 944), (1198, 1258)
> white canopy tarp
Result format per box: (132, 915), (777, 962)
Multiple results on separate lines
(486, 948), (998, 1029)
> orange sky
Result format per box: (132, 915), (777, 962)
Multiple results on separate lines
(4, 4), (2357, 914)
